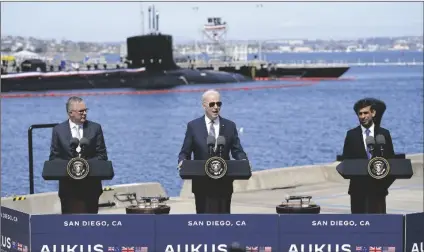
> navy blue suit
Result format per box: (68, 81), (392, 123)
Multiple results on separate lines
(342, 125), (395, 213)
(49, 120), (108, 213)
(178, 115), (247, 213)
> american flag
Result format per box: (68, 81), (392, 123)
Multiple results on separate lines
(369, 247), (382, 252)
(383, 247), (395, 252)
(22, 246), (28, 252)
(264, 246), (272, 252)
(135, 247), (148, 252)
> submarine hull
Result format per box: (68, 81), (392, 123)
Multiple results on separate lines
(130, 69), (250, 90)
(0, 70), (157, 93)
(0, 68), (251, 93)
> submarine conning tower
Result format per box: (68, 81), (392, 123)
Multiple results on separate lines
(126, 4), (179, 72)
(126, 34), (179, 72)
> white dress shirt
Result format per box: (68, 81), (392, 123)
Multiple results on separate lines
(205, 116), (220, 138)
(361, 123), (375, 153)
(69, 119), (83, 152)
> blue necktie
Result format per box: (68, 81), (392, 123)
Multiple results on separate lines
(365, 128), (371, 159)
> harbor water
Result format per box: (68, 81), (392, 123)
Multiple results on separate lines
(1, 63), (423, 197)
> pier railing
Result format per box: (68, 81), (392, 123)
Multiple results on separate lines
(28, 123), (58, 194)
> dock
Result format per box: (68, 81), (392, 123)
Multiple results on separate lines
(1, 153), (422, 215)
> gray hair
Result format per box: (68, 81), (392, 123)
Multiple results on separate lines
(202, 89), (220, 103)
(66, 96), (84, 113)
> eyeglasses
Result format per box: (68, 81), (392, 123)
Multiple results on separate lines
(208, 102), (222, 108)
(73, 108), (89, 114)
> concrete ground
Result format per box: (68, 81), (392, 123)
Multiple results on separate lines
(98, 176), (422, 215)
(2, 154), (422, 215)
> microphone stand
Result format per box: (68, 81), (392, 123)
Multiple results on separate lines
(208, 145), (214, 157)
(79, 146), (86, 159)
(71, 147), (78, 158)
(368, 145), (375, 159)
(218, 145), (223, 158)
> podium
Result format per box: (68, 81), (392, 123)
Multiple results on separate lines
(179, 157), (251, 180)
(336, 154), (413, 214)
(336, 156), (413, 180)
(42, 158), (114, 180)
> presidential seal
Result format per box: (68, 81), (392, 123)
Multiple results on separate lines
(204, 156), (228, 179)
(367, 156), (390, 179)
(67, 157), (90, 180)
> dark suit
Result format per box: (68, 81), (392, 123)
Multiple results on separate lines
(49, 120), (108, 214)
(342, 125), (395, 214)
(178, 116), (247, 214)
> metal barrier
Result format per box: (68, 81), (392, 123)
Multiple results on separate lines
(28, 123), (58, 194)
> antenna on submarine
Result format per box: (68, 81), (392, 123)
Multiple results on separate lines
(147, 4), (160, 34)
(148, 6), (152, 33)
(155, 10), (160, 33)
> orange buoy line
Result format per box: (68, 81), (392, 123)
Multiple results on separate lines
(0, 81), (319, 99)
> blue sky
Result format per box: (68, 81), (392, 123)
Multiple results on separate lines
(1, 1), (422, 42)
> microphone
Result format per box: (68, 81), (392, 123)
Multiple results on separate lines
(216, 136), (226, 158)
(207, 136), (216, 156)
(375, 134), (386, 157)
(79, 137), (89, 158)
(365, 136), (375, 158)
(70, 138), (80, 157)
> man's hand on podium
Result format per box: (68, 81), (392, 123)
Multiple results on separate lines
(177, 160), (183, 170)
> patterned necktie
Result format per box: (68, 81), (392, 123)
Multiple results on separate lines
(365, 128), (371, 159)
(209, 120), (217, 152)
(209, 120), (215, 138)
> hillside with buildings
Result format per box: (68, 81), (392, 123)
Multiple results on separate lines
(1, 35), (422, 57)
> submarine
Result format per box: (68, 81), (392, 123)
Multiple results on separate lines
(0, 33), (251, 93)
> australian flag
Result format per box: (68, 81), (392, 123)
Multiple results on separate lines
(356, 246), (368, 252)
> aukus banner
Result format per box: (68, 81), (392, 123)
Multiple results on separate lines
(405, 212), (424, 252)
(0, 207), (30, 252)
(1, 206), (420, 252)
(30, 214), (155, 252)
(279, 214), (403, 252)
(155, 214), (279, 251)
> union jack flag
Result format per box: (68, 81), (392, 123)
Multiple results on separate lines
(121, 247), (134, 252)
(369, 247), (382, 252)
